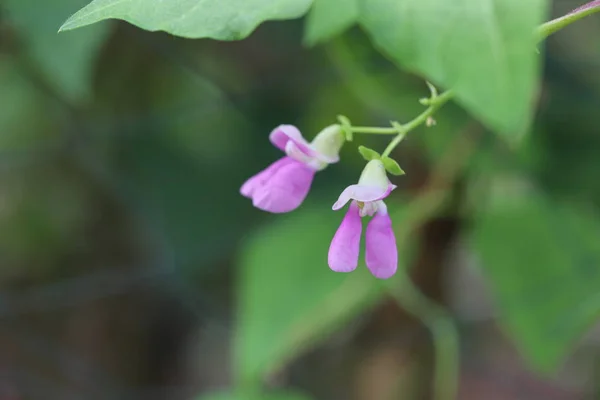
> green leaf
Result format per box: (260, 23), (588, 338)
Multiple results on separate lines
(59, 0), (313, 40)
(236, 204), (385, 383)
(470, 186), (600, 372)
(358, 145), (380, 161)
(196, 391), (312, 400)
(381, 156), (405, 176)
(359, 0), (547, 136)
(304, 0), (359, 45)
(4, 0), (110, 103)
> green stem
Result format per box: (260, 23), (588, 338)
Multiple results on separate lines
(350, 126), (398, 134)
(537, 1), (600, 41)
(390, 276), (459, 400)
(381, 90), (454, 157)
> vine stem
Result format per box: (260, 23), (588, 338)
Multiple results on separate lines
(390, 278), (459, 400)
(346, 90), (455, 149)
(349, 126), (398, 134)
(381, 90), (454, 157)
(536, 0), (600, 42)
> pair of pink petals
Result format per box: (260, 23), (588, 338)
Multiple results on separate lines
(328, 186), (398, 280)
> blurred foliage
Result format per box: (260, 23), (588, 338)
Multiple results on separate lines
(470, 176), (600, 372)
(236, 204), (386, 384)
(197, 391), (312, 400)
(1, 1), (600, 399)
(0, 59), (64, 150)
(304, 0), (358, 45)
(4, 0), (109, 102)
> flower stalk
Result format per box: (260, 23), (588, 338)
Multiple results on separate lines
(537, 0), (600, 42)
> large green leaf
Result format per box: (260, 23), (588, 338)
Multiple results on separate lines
(59, 0), (313, 40)
(235, 204), (387, 383)
(359, 0), (547, 136)
(304, 0), (359, 45)
(4, 0), (110, 103)
(471, 186), (600, 372)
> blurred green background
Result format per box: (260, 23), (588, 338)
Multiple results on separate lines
(1, 1), (600, 399)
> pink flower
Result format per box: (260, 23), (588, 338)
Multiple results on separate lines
(241, 124), (344, 213)
(328, 160), (398, 279)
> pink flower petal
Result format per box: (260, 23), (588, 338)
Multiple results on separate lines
(365, 212), (397, 279)
(332, 183), (396, 210)
(269, 125), (313, 155)
(285, 140), (316, 166)
(269, 125), (336, 164)
(251, 158), (315, 213)
(240, 157), (292, 198)
(328, 202), (362, 273)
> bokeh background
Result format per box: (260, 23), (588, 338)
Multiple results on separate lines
(0, 0), (600, 399)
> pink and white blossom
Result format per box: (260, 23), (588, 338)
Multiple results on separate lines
(328, 160), (398, 279)
(241, 124), (344, 213)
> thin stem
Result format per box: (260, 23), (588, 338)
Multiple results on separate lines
(390, 276), (459, 400)
(537, 1), (600, 42)
(381, 90), (454, 157)
(349, 126), (398, 134)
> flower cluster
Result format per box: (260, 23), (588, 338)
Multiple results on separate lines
(241, 125), (398, 279)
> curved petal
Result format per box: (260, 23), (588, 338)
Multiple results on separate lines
(240, 157), (292, 198)
(328, 203), (362, 273)
(269, 125), (313, 155)
(270, 125), (336, 164)
(365, 211), (397, 279)
(251, 159), (315, 213)
(332, 183), (396, 210)
(313, 151), (339, 164)
(285, 141), (317, 165)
